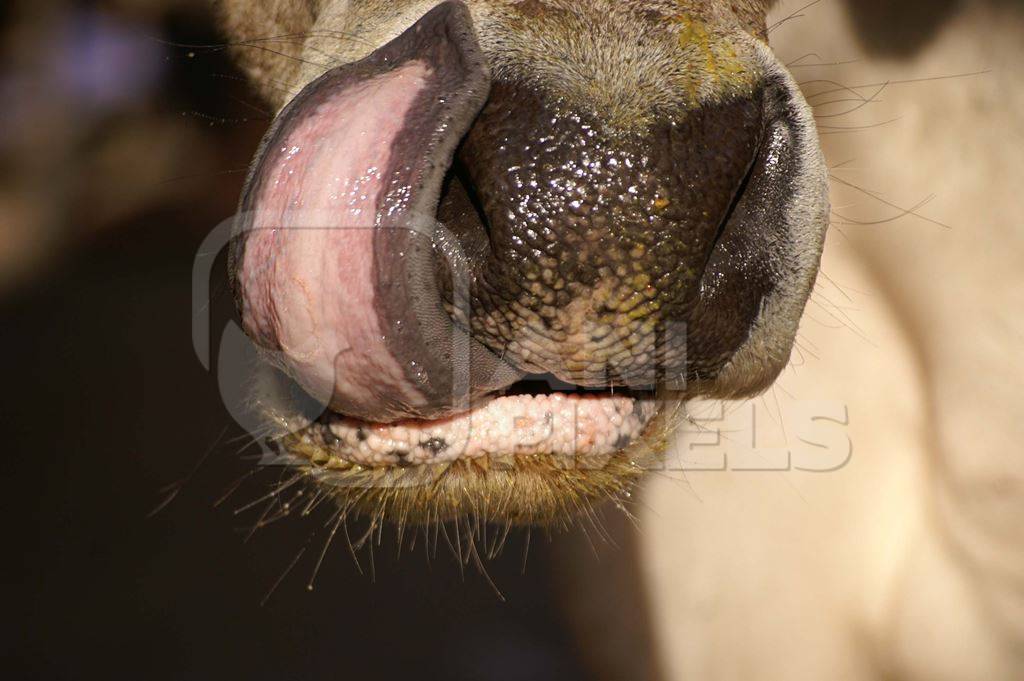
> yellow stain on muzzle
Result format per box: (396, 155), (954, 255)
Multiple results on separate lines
(672, 14), (753, 105)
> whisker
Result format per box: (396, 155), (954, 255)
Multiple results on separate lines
(813, 83), (888, 119)
(261, 545), (306, 607)
(818, 116), (902, 132)
(307, 508), (345, 591)
(805, 70), (991, 103)
(831, 194), (935, 226)
(149, 425), (229, 517)
(768, 0), (824, 34)
(829, 175), (952, 229)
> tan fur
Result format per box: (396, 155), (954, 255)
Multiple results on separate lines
(219, 0), (773, 126)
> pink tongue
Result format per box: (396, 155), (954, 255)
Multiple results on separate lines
(235, 62), (434, 419)
(229, 1), (518, 423)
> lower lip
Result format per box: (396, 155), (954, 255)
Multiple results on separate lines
(308, 392), (660, 467)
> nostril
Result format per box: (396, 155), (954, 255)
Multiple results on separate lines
(699, 125), (764, 281)
(453, 158), (490, 237)
(435, 161), (492, 313)
(437, 160), (491, 256)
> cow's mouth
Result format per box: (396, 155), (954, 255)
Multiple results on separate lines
(271, 378), (680, 524)
(306, 378), (660, 468)
(228, 1), (829, 523)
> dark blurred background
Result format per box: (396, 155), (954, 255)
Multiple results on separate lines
(0, 2), (597, 678)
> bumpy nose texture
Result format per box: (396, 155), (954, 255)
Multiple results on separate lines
(448, 81), (764, 386)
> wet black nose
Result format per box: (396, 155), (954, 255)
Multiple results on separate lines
(437, 80), (766, 387)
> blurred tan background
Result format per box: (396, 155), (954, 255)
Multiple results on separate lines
(592, 2), (1024, 679)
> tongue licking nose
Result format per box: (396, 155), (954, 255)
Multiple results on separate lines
(229, 0), (778, 425)
(230, 2), (519, 423)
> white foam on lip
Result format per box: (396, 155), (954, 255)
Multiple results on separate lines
(318, 392), (659, 467)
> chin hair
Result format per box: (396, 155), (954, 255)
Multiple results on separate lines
(263, 397), (686, 528)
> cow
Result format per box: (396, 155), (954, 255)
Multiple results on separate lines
(216, 1), (1024, 678)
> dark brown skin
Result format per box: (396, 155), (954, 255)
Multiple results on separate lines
(444, 82), (765, 386)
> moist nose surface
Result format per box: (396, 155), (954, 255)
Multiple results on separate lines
(445, 82), (765, 387)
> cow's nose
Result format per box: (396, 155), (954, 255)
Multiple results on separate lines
(436, 80), (766, 388)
